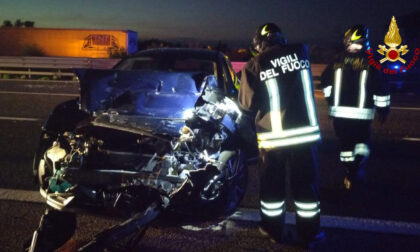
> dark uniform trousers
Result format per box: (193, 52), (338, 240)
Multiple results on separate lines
(333, 118), (371, 180)
(258, 143), (320, 240)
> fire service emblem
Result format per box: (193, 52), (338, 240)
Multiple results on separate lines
(377, 16), (408, 64)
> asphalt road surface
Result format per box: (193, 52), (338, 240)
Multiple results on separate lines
(0, 79), (420, 251)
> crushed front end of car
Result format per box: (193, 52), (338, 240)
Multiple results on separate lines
(29, 68), (252, 251)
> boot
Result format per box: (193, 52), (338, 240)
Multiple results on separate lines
(296, 212), (325, 249)
(344, 160), (367, 191)
(259, 210), (286, 243)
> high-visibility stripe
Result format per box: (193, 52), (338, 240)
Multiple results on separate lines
(334, 68), (342, 106)
(340, 151), (355, 162)
(301, 69), (317, 126)
(373, 95), (391, 102)
(257, 126), (319, 141)
(261, 208), (284, 217)
(329, 106), (375, 120)
(260, 200), (284, 210)
(258, 76), (320, 149)
(323, 86), (332, 98)
(266, 78), (282, 133)
(295, 201), (319, 210)
(358, 70), (367, 108)
(258, 133), (320, 149)
(354, 143), (370, 157)
(340, 151), (354, 157)
(340, 156), (355, 162)
(373, 95), (391, 107)
(374, 100), (390, 107)
(297, 209), (320, 218)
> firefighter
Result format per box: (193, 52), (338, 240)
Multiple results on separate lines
(239, 23), (323, 246)
(320, 25), (390, 190)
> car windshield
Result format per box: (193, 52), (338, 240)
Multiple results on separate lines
(115, 56), (216, 76)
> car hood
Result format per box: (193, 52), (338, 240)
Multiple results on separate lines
(75, 69), (203, 116)
(75, 69), (205, 136)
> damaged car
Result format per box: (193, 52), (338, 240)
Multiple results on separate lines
(28, 48), (254, 251)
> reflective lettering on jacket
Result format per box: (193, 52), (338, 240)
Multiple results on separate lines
(257, 69), (320, 149)
(329, 68), (378, 120)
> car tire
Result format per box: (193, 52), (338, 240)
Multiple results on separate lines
(222, 149), (248, 215)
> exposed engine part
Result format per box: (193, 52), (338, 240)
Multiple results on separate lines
(46, 142), (66, 163)
(35, 88), (247, 251)
(40, 91), (243, 201)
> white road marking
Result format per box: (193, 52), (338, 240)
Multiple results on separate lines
(230, 208), (420, 236)
(182, 223), (224, 232)
(1, 188), (420, 236)
(0, 188), (44, 203)
(402, 137), (420, 142)
(391, 106), (420, 111)
(182, 219), (239, 233)
(0, 116), (43, 122)
(0, 91), (78, 97)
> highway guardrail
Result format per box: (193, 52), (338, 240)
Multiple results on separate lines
(0, 57), (326, 83)
(0, 56), (120, 80)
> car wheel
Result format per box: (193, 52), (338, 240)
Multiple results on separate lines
(223, 149), (247, 215)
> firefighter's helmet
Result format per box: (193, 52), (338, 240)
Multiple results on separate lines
(343, 25), (369, 50)
(252, 23), (286, 54)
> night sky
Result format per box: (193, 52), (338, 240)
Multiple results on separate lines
(1, 0), (419, 46)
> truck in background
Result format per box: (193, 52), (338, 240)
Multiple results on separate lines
(0, 27), (138, 58)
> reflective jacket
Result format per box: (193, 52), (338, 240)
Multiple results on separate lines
(239, 44), (320, 149)
(321, 52), (390, 120)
